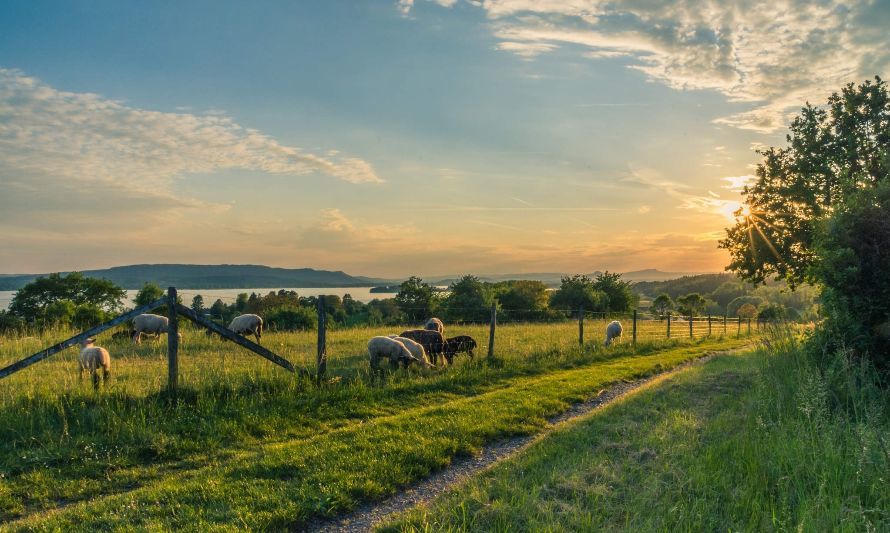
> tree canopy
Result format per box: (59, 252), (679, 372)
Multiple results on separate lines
(9, 272), (126, 325)
(720, 77), (890, 287)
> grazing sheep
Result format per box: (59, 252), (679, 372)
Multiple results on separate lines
(228, 314), (264, 343)
(444, 335), (477, 364)
(604, 320), (623, 346)
(368, 336), (421, 370)
(424, 317), (445, 335)
(399, 329), (446, 365)
(132, 314), (181, 345)
(387, 335), (433, 367)
(79, 338), (111, 389)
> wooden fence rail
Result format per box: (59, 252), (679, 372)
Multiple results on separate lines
(174, 303), (300, 375)
(0, 296), (169, 380)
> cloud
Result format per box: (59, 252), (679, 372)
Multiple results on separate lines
(404, 1), (890, 132)
(722, 174), (756, 193)
(0, 68), (381, 193)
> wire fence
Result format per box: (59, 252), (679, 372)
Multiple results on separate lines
(0, 292), (774, 396)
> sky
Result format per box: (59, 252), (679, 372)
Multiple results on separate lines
(1, 0), (888, 278)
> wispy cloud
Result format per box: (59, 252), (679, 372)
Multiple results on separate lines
(0, 68), (381, 194)
(402, 1), (890, 132)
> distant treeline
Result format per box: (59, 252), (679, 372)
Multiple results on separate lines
(0, 270), (817, 333)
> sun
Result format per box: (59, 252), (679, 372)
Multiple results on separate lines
(739, 205), (751, 218)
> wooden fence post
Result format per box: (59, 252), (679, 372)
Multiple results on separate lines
(316, 296), (327, 383)
(708, 315), (712, 336)
(578, 306), (584, 347)
(737, 316), (742, 337)
(723, 315), (727, 335)
(748, 318), (752, 335)
(167, 287), (179, 394)
(689, 315), (694, 338)
(632, 309), (637, 346)
(667, 312), (671, 339)
(487, 303), (497, 359)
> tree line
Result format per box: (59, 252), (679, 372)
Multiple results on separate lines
(0, 272), (639, 333)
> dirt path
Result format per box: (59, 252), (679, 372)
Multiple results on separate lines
(310, 347), (749, 532)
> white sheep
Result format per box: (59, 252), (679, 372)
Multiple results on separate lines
(79, 338), (111, 389)
(424, 317), (444, 334)
(368, 336), (421, 371)
(604, 320), (623, 346)
(228, 314), (264, 343)
(132, 313), (181, 345)
(387, 335), (433, 367)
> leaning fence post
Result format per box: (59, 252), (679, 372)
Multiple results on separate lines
(632, 309), (637, 346)
(487, 303), (497, 359)
(578, 306), (584, 347)
(689, 315), (694, 338)
(167, 286), (179, 394)
(316, 296), (327, 383)
(667, 312), (671, 339)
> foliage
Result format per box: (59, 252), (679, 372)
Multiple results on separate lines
(549, 275), (607, 312)
(265, 306), (317, 331)
(8, 273), (126, 326)
(442, 275), (493, 322)
(0, 310), (25, 333)
(727, 295), (764, 317)
(71, 303), (109, 329)
(133, 282), (165, 307)
(711, 281), (747, 308)
(737, 303), (758, 319)
(811, 183), (890, 370)
(721, 77), (890, 287)
(633, 273), (736, 300)
(651, 293), (674, 317)
(495, 280), (551, 320)
(676, 293), (707, 317)
(190, 295), (205, 314)
(756, 303), (787, 322)
(395, 276), (437, 322)
(592, 271), (637, 312)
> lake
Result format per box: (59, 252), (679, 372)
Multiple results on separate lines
(0, 287), (397, 311)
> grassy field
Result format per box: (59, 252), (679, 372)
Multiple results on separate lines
(384, 337), (890, 532)
(0, 321), (753, 529)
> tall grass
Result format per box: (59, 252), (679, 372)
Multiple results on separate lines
(384, 327), (889, 531)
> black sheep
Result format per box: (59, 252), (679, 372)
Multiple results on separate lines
(444, 335), (477, 364)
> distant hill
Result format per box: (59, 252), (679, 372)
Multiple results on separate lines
(0, 264), (388, 291)
(426, 269), (711, 287)
(632, 273), (737, 298)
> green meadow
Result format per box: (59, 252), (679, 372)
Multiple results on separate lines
(0, 321), (752, 529)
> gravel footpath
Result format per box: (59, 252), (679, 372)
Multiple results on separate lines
(309, 349), (740, 533)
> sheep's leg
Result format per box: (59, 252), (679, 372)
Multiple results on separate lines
(468, 349), (474, 359)
(133, 332), (141, 345)
(102, 367), (110, 385)
(79, 365), (83, 380)
(92, 371), (100, 390)
(254, 330), (261, 344)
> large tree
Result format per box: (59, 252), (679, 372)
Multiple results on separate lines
(721, 77), (890, 369)
(720, 77), (890, 287)
(395, 276), (437, 322)
(592, 271), (636, 312)
(549, 275), (607, 313)
(9, 272), (126, 325)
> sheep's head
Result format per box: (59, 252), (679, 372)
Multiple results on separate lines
(81, 338), (96, 348)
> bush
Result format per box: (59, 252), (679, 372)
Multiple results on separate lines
(265, 306), (317, 331)
(813, 184), (890, 372)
